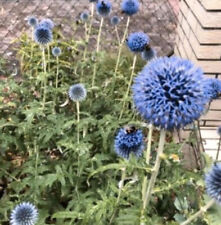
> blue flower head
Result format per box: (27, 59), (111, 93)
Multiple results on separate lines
(203, 78), (221, 101)
(52, 47), (61, 57)
(96, 0), (112, 17)
(205, 163), (221, 204)
(68, 84), (87, 102)
(121, 0), (139, 16)
(132, 57), (208, 130)
(127, 32), (149, 53)
(34, 26), (52, 45)
(141, 46), (157, 61)
(10, 202), (38, 225)
(27, 16), (38, 27)
(217, 126), (221, 136)
(111, 16), (120, 26)
(80, 12), (89, 22)
(114, 125), (144, 159)
(39, 18), (54, 30)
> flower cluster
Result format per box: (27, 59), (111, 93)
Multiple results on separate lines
(121, 0), (139, 16)
(110, 16), (120, 26)
(52, 47), (61, 57)
(10, 202), (38, 225)
(114, 126), (144, 159)
(203, 78), (221, 101)
(96, 0), (112, 17)
(68, 84), (87, 102)
(39, 18), (54, 30)
(80, 12), (89, 22)
(27, 16), (38, 27)
(132, 56), (208, 130)
(205, 163), (221, 204)
(127, 32), (149, 52)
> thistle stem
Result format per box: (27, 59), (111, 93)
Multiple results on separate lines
(216, 136), (221, 161)
(87, 3), (95, 42)
(140, 124), (153, 224)
(109, 167), (126, 224)
(47, 45), (51, 72)
(115, 26), (120, 45)
(143, 129), (166, 210)
(76, 101), (80, 144)
(91, 17), (104, 87)
(55, 56), (59, 89)
(42, 47), (47, 109)
(180, 199), (215, 225)
(111, 16), (130, 94)
(119, 54), (137, 119)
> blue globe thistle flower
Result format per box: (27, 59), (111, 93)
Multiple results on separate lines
(68, 84), (87, 102)
(205, 163), (221, 204)
(96, 0), (112, 17)
(203, 78), (221, 100)
(127, 32), (149, 53)
(114, 126), (144, 159)
(217, 126), (221, 136)
(39, 18), (54, 30)
(52, 47), (61, 57)
(141, 47), (157, 61)
(27, 16), (38, 27)
(121, 0), (139, 16)
(10, 202), (38, 225)
(132, 56), (209, 130)
(80, 12), (89, 22)
(34, 25), (53, 45)
(111, 16), (120, 26)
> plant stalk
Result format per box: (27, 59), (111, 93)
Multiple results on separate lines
(109, 167), (126, 224)
(91, 17), (104, 87)
(76, 101), (80, 144)
(216, 136), (221, 161)
(111, 16), (130, 94)
(42, 47), (47, 109)
(119, 54), (137, 119)
(143, 129), (166, 209)
(180, 199), (215, 225)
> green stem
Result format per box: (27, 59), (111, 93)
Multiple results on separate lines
(216, 136), (221, 161)
(42, 47), (47, 109)
(143, 129), (166, 210)
(109, 167), (126, 224)
(119, 54), (137, 119)
(140, 124), (153, 224)
(180, 199), (215, 225)
(47, 45), (50, 73)
(91, 17), (104, 87)
(34, 141), (39, 203)
(76, 101), (80, 144)
(55, 56), (59, 89)
(115, 26), (120, 45)
(111, 16), (130, 94)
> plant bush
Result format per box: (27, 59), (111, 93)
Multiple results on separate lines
(0, 2), (220, 225)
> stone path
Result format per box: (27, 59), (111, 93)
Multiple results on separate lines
(0, 0), (178, 61)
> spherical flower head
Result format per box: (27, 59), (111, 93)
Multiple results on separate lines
(203, 78), (221, 100)
(111, 16), (120, 26)
(141, 46), (157, 61)
(39, 18), (54, 30)
(52, 47), (61, 57)
(10, 202), (38, 225)
(68, 84), (87, 102)
(121, 0), (139, 16)
(34, 25), (52, 45)
(114, 126), (144, 159)
(27, 16), (38, 27)
(80, 12), (89, 22)
(132, 56), (209, 130)
(205, 163), (221, 204)
(127, 32), (149, 53)
(96, 0), (112, 17)
(217, 126), (221, 136)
